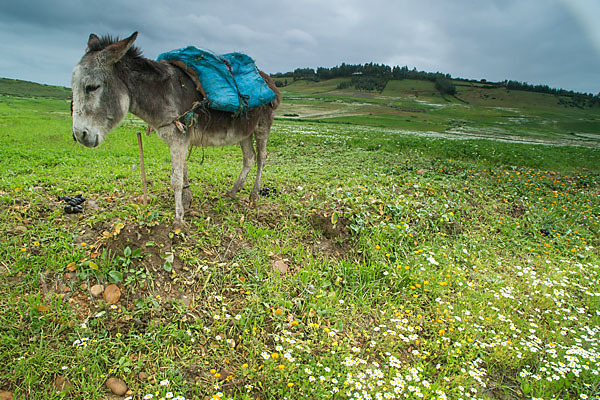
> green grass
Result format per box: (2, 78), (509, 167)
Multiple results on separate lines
(0, 89), (599, 399)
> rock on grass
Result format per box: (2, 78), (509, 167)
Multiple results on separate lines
(105, 377), (127, 395)
(272, 260), (289, 275)
(90, 284), (104, 298)
(0, 391), (13, 400)
(103, 284), (121, 304)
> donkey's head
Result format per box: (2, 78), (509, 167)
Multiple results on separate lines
(71, 32), (138, 147)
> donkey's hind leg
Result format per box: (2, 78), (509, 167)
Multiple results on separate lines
(182, 165), (193, 211)
(249, 116), (272, 202)
(227, 136), (256, 199)
(250, 133), (268, 203)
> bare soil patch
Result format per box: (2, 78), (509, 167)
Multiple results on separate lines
(309, 212), (352, 257)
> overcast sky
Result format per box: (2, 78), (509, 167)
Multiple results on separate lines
(1, 0), (599, 94)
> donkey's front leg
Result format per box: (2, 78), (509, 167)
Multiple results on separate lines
(170, 141), (189, 228)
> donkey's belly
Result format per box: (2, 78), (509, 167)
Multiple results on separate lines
(190, 127), (251, 147)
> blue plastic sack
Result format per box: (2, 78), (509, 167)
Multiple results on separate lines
(157, 46), (276, 114)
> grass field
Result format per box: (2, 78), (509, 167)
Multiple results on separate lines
(0, 80), (599, 400)
(274, 78), (600, 147)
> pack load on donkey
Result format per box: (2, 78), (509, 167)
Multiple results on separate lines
(157, 46), (277, 115)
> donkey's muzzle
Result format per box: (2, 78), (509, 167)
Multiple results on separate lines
(72, 129), (99, 148)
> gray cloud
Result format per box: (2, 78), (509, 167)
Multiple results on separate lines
(1, 0), (598, 93)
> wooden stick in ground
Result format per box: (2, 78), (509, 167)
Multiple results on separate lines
(136, 131), (148, 205)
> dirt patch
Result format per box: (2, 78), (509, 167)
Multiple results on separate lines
(182, 364), (204, 386)
(509, 202), (527, 218)
(99, 223), (202, 305)
(440, 218), (464, 235)
(104, 223), (175, 269)
(213, 233), (254, 262)
(309, 213), (350, 240)
(67, 289), (97, 321)
(309, 212), (352, 257)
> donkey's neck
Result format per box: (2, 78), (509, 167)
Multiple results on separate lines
(116, 57), (198, 129)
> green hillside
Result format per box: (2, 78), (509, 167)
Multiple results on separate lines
(0, 77), (71, 100)
(274, 77), (600, 146)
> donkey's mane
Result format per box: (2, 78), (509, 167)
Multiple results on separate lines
(87, 34), (144, 59)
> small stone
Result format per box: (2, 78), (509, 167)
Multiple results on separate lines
(64, 273), (74, 280)
(13, 226), (27, 234)
(79, 283), (88, 291)
(103, 284), (121, 304)
(53, 376), (71, 393)
(0, 391), (13, 400)
(138, 371), (148, 381)
(105, 377), (127, 396)
(272, 260), (289, 275)
(90, 284), (104, 298)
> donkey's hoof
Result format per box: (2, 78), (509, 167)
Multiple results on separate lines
(249, 193), (259, 207)
(173, 218), (188, 232)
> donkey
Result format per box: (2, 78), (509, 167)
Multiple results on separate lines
(71, 32), (281, 227)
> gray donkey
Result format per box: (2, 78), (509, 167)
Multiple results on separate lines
(71, 32), (281, 227)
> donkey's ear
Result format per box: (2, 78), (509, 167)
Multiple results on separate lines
(101, 32), (138, 64)
(87, 33), (101, 52)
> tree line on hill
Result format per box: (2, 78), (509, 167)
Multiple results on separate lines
(503, 80), (599, 108)
(273, 63), (458, 94)
(272, 63), (599, 106)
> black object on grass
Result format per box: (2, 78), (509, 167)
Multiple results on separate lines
(58, 194), (86, 213)
(259, 187), (278, 197)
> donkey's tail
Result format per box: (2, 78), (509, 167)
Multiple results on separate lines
(260, 71), (282, 110)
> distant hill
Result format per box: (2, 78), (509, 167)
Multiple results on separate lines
(0, 78), (71, 100)
(271, 75), (600, 146)
(275, 63), (600, 99)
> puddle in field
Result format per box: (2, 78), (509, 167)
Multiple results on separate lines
(275, 122), (599, 148)
(492, 107), (520, 113)
(445, 127), (599, 148)
(414, 99), (446, 108)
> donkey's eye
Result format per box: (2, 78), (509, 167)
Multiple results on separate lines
(85, 84), (100, 94)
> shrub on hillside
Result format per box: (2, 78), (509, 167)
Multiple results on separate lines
(435, 77), (457, 96)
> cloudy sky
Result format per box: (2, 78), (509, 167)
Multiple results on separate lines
(1, 0), (599, 94)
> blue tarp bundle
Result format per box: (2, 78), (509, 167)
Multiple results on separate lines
(157, 46), (276, 114)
